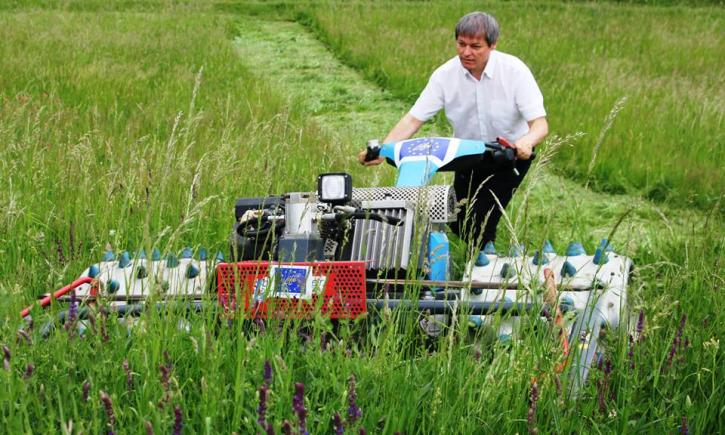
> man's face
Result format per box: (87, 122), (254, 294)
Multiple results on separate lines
(456, 34), (496, 76)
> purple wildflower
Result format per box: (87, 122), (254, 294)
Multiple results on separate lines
(636, 310), (645, 342)
(263, 360), (273, 387)
(23, 363), (34, 379)
(604, 359), (612, 375)
(173, 405), (183, 435)
(82, 380), (90, 402)
(628, 334), (635, 369)
(123, 359), (134, 391)
(66, 290), (78, 333)
(158, 363), (171, 408)
(527, 382), (539, 435)
(666, 341), (678, 368)
(3, 345), (10, 371)
(679, 416), (688, 435)
(145, 420), (154, 435)
(666, 314), (688, 369)
(160, 364), (170, 390)
(332, 412), (344, 434)
(281, 420), (292, 435)
(358, 428), (367, 435)
(347, 375), (362, 424)
(257, 385), (269, 431)
(293, 382), (308, 435)
(100, 391), (116, 434)
(596, 379), (607, 414)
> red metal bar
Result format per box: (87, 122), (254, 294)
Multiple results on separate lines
(20, 277), (95, 318)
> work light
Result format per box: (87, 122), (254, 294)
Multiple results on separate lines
(317, 173), (352, 204)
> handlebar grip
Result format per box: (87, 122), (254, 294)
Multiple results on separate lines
(364, 139), (381, 162)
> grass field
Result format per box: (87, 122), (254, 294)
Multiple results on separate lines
(0, 1), (722, 433)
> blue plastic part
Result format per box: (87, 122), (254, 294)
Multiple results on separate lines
(565, 242), (586, 256)
(561, 295), (575, 307)
(380, 137), (492, 188)
(542, 240), (556, 254)
(166, 254), (179, 268)
(599, 238), (614, 252)
(199, 248), (208, 261)
(532, 250), (549, 265)
(152, 248), (161, 261)
(118, 251), (131, 268)
(483, 241), (497, 255)
(475, 251), (490, 267)
(500, 263), (515, 278)
(428, 231), (450, 282)
(561, 261), (577, 277)
(137, 266), (148, 279)
(102, 251), (115, 262)
(186, 264), (200, 279)
(396, 160), (438, 187)
(509, 244), (524, 257)
(593, 247), (609, 265)
(215, 251), (225, 262)
(137, 249), (147, 259)
(107, 279), (120, 294)
(88, 264), (100, 278)
(181, 247), (193, 259)
(468, 316), (483, 328)
(498, 334), (512, 343)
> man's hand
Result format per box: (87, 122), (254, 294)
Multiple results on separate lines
(358, 150), (384, 166)
(514, 117), (548, 160)
(513, 138), (534, 160)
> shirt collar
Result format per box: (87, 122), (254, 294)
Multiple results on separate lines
(483, 50), (497, 79)
(459, 50), (497, 80)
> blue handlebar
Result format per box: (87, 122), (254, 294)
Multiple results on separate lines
(373, 137), (495, 187)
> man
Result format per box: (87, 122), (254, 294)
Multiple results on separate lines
(358, 11), (548, 247)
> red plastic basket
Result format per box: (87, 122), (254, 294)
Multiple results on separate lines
(217, 261), (367, 319)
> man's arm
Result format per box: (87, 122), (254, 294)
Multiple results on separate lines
(514, 116), (548, 160)
(358, 113), (425, 166)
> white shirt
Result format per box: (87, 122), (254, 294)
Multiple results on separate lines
(409, 50), (546, 142)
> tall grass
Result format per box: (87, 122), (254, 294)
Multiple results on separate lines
(0, 2), (723, 433)
(296, 0), (724, 210)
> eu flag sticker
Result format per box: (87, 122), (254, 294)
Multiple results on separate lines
(399, 137), (449, 161)
(275, 266), (308, 297)
(254, 265), (325, 300)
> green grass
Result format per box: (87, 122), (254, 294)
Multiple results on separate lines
(296, 0), (724, 210)
(0, 1), (723, 433)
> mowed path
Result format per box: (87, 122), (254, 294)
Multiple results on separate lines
(233, 18), (434, 147)
(232, 18), (710, 252)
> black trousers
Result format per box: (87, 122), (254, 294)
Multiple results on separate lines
(449, 158), (532, 247)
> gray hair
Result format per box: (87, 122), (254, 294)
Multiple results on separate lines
(455, 12), (500, 46)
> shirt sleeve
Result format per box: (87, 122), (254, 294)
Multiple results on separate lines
(515, 67), (546, 122)
(409, 71), (444, 122)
